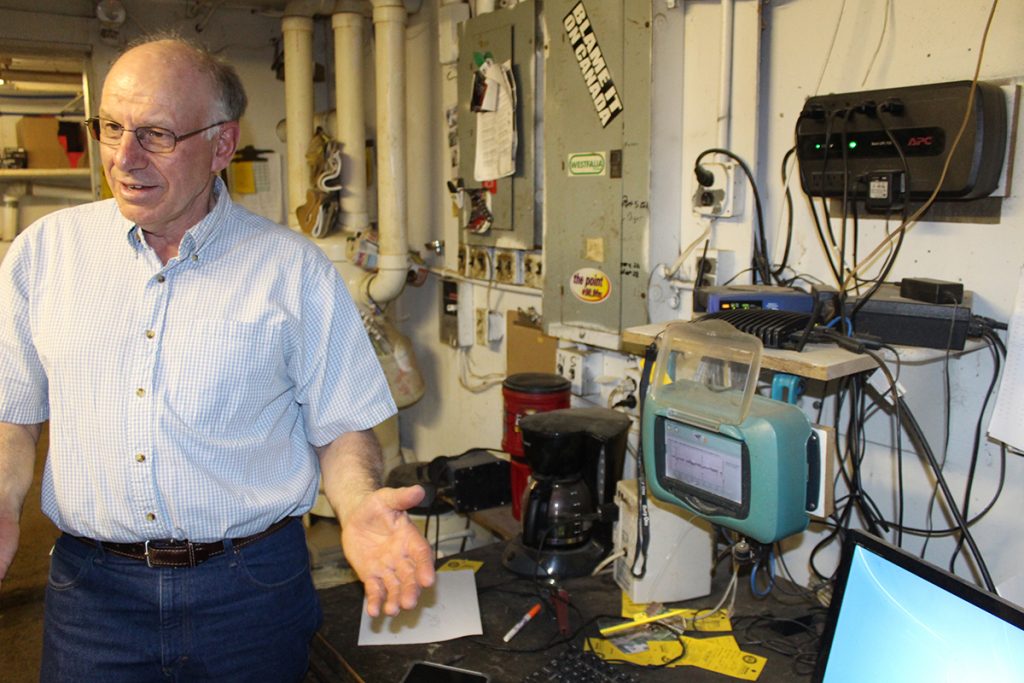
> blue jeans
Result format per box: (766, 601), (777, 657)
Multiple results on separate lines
(41, 518), (322, 682)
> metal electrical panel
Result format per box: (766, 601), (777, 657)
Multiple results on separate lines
(456, 0), (539, 250)
(542, 0), (652, 348)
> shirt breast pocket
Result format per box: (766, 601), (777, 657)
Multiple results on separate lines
(161, 319), (288, 437)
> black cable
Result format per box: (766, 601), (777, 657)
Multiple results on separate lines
(694, 148), (772, 284)
(630, 341), (659, 579)
(846, 107), (911, 318)
(950, 329), (1004, 573)
(887, 385), (997, 592)
(774, 146), (798, 280)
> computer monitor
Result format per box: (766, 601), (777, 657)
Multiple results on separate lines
(814, 529), (1024, 682)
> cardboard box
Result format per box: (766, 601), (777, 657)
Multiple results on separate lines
(506, 310), (558, 375)
(16, 117), (70, 169)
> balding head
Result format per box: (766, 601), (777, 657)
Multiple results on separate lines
(112, 37), (248, 123)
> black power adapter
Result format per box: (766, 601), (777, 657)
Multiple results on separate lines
(899, 277), (964, 305)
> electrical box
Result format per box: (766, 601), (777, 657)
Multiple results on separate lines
(613, 479), (713, 605)
(542, 0), (652, 348)
(796, 80), (1007, 200)
(456, 0), (539, 250)
(440, 278), (474, 348)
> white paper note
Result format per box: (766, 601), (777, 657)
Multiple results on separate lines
(356, 569), (482, 646)
(473, 60), (517, 182)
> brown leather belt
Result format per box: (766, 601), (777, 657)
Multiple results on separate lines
(72, 517), (295, 568)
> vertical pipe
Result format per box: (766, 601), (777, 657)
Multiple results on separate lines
(717, 0), (735, 150)
(1, 194), (18, 242)
(283, 15), (316, 231)
(332, 11), (370, 232)
(364, 0), (409, 305)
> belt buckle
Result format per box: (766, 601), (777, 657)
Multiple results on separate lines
(144, 539), (154, 568)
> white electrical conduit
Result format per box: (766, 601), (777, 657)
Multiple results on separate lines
(717, 0), (734, 150)
(363, 0), (410, 306)
(332, 11), (370, 232)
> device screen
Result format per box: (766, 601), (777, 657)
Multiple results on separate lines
(663, 420), (743, 505)
(401, 662), (490, 683)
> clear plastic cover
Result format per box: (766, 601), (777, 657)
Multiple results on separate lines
(647, 319), (763, 429)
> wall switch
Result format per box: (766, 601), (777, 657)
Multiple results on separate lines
(456, 280), (475, 347)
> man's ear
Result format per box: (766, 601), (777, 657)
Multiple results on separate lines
(211, 121), (241, 174)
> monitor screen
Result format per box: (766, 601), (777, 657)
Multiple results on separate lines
(659, 417), (746, 512)
(814, 530), (1024, 682)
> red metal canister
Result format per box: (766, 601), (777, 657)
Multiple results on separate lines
(501, 373), (571, 518)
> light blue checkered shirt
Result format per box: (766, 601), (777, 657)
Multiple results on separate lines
(0, 178), (396, 542)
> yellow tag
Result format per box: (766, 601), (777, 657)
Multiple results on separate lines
(586, 638), (670, 667)
(620, 592), (648, 618)
(670, 636), (766, 680)
(232, 161), (256, 194)
(604, 604), (731, 636)
(438, 559), (483, 573)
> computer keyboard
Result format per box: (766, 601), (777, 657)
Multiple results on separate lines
(522, 647), (640, 682)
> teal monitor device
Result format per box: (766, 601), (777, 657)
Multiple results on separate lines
(641, 321), (819, 544)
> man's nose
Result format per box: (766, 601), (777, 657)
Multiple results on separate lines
(112, 132), (149, 168)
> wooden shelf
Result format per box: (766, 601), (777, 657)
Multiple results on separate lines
(621, 321), (877, 381)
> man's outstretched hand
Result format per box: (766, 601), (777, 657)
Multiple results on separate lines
(340, 485), (436, 617)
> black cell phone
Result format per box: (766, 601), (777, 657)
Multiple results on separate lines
(400, 661), (491, 683)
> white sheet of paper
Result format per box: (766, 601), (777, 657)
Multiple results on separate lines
(473, 60), (517, 182)
(989, 264), (1024, 451)
(356, 569), (482, 646)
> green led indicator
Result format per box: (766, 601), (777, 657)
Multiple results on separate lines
(848, 140), (858, 149)
(815, 142), (823, 150)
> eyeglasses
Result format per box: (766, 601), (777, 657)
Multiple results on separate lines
(85, 117), (229, 153)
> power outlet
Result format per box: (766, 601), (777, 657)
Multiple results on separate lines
(556, 347), (591, 395)
(692, 160), (743, 217)
(691, 248), (735, 287)
(694, 254), (717, 287)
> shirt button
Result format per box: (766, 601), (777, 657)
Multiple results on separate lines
(136, 388), (146, 397)
(135, 453), (146, 463)
(156, 274), (166, 283)
(145, 512), (157, 522)
(191, 254), (199, 262)
(145, 329), (155, 339)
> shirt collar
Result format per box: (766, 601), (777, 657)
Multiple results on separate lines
(123, 176), (231, 258)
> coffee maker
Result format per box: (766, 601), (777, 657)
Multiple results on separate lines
(502, 407), (632, 579)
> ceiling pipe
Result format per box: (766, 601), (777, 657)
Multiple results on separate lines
(332, 10), (370, 232)
(361, 0), (409, 306)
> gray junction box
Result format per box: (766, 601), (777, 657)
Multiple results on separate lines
(541, 0), (652, 347)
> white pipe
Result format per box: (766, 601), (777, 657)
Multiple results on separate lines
(332, 11), (370, 232)
(282, 15), (316, 231)
(362, 0), (409, 306)
(717, 0), (734, 150)
(475, 0), (495, 14)
(1, 195), (18, 241)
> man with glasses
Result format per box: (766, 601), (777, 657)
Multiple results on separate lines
(0, 36), (434, 681)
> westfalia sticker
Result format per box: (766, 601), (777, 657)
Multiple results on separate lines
(563, 2), (623, 128)
(568, 152), (607, 176)
(570, 268), (611, 303)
